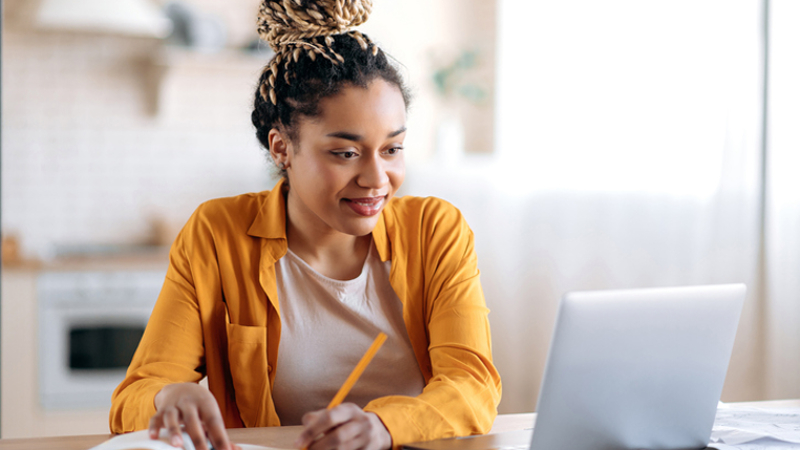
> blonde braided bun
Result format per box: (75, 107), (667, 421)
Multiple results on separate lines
(257, 0), (377, 105)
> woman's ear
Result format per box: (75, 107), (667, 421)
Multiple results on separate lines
(268, 128), (291, 169)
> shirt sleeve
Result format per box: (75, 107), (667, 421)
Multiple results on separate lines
(108, 220), (207, 433)
(363, 200), (502, 448)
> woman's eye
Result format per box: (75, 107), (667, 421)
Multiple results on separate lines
(333, 151), (358, 159)
(384, 146), (403, 155)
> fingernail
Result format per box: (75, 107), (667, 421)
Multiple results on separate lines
(171, 434), (182, 447)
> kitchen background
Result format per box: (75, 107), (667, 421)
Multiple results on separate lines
(2, 0), (799, 440)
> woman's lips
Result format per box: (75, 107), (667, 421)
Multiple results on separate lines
(344, 196), (385, 216)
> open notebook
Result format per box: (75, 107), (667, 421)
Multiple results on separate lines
(89, 429), (288, 450)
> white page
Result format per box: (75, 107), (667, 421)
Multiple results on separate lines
(89, 429), (289, 450)
(710, 403), (800, 445)
(709, 438), (800, 450)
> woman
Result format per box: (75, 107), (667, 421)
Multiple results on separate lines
(109, 2), (501, 450)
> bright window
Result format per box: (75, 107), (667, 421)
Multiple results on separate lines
(495, 0), (762, 197)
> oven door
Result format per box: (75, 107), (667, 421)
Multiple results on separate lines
(38, 270), (163, 410)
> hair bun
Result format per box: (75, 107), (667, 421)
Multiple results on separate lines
(258, 0), (373, 51)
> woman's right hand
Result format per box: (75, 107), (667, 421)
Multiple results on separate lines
(149, 382), (234, 450)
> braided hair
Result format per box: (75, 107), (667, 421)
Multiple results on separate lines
(251, 0), (410, 176)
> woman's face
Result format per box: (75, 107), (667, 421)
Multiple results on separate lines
(278, 79), (407, 238)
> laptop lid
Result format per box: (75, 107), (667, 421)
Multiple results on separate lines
(530, 284), (745, 450)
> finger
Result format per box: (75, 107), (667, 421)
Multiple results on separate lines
(181, 406), (209, 450)
(149, 413), (164, 440)
(309, 420), (363, 450)
(203, 414), (233, 450)
(338, 414), (374, 450)
(296, 410), (341, 448)
(295, 410), (324, 448)
(297, 405), (359, 449)
(163, 407), (184, 448)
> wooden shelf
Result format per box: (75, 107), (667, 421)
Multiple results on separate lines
(144, 46), (273, 115)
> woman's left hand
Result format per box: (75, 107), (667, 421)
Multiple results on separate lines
(294, 403), (392, 450)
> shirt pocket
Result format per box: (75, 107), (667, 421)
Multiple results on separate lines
(226, 311), (269, 427)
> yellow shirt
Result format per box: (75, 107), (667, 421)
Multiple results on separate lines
(110, 180), (502, 446)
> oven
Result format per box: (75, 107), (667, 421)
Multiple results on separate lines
(37, 269), (165, 410)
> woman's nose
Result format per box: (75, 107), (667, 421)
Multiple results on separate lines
(357, 153), (389, 189)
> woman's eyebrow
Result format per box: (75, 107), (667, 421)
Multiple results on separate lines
(326, 126), (406, 142)
(326, 131), (362, 142)
(388, 126), (407, 138)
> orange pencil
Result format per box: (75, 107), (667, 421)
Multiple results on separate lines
(327, 332), (388, 409)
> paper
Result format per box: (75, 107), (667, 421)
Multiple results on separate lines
(88, 429), (289, 450)
(708, 402), (800, 448)
(709, 438), (800, 450)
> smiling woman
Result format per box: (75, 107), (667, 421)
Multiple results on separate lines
(108, 1), (501, 450)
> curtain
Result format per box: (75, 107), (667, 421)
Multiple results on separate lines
(764, 0), (800, 400)
(403, 0), (778, 413)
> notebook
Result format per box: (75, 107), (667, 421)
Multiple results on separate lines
(88, 429), (285, 450)
(404, 284), (746, 450)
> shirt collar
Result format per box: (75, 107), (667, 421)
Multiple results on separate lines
(247, 178), (288, 240)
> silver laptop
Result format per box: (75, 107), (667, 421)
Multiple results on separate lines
(405, 284), (745, 450)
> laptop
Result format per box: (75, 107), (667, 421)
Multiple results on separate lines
(405, 284), (745, 450)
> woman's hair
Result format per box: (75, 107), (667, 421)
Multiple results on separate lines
(251, 0), (410, 175)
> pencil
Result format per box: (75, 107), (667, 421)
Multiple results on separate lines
(326, 332), (388, 409)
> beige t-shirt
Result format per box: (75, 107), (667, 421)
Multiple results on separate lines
(271, 241), (426, 425)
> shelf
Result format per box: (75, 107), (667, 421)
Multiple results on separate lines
(143, 46), (273, 116)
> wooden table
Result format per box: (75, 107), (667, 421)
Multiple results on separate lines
(0, 400), (797, 450)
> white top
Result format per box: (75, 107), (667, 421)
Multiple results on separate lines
(271, 241), (426, 425)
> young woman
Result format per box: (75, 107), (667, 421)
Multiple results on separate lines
(109, 2), (501, 450)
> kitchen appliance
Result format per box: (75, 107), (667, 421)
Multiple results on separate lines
(38, 269), (165, 410)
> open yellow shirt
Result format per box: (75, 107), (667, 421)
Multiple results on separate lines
(110, 180), (502, 446)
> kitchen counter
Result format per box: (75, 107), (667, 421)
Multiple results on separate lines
(2, 246), (171, 272)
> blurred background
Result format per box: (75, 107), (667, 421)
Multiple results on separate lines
(2, 0), (799, 439)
